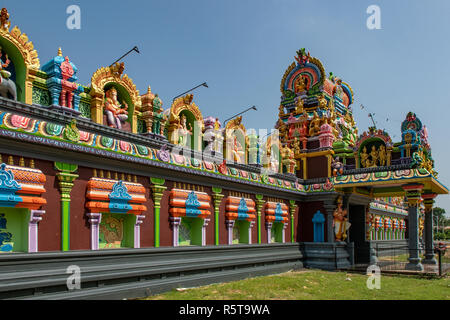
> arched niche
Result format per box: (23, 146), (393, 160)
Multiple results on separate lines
(0, 20), (40, 104)
(224, 116), (247, 164)
(90, 63), (141, 133)
(103, 82), (134, 132)
(168, 94), (204, 151)
(355, 129), (393, 169)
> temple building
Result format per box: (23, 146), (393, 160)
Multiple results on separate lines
(0, 8), (447, 298)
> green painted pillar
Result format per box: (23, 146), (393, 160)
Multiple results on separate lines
(255, 195), (264, 244)
(151, 177), (166, 248)
(289, 200), (298, 243)
(55, 162), (79, 252)
(212, 187), (224, 246)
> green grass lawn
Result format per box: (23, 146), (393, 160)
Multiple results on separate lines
(143, 270), (449, 300)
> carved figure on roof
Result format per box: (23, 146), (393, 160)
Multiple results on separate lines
(268, 149), (279, 173)
(360, 146), (370, 168)
(294, 76), (307, 94)
(0, 46), (16, 101)
(378, 145), (387, 167)
(281, 143), (296, 174)
(178, 114), (192, 147)
(318, 95), (328, 110)
(151, 94), (164, 134)
(295, 97), (304, 114)
(111, 62), (125, 77)
(231, 136), (244, 163)
(279, 104), (286, 117)
(332, 157), (344, 177)
(333, 78), (344, 99)
(370, 145), (378, 167)
(0, 8), (10, 31)
(104, 88), (129, 129)
(309, 111), (322, 137)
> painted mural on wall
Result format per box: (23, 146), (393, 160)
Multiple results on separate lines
(99, 215), (124, 249)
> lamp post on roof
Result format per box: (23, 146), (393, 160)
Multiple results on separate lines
(222, 106), (258, 127)
(172, 82), (208, 101)
(110, 46), (140, 67)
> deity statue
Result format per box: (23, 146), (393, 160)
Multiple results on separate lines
(331, 157), (344, 177)
(281, 143), (296, 174)
(231, 136), (245, 163)
(294, 76), (307, 94)
(309, 111), (322, 137)
(370, 145), (378, 167)
(278, 104), (286, 117)
(269, 150), (279, 173)
(0, 8), (10, 31)
(360, 146), (370, 168)
(152, 94), (163, 135)
(293, 137), (301, 155)
(177, 114), (192, 147)
(334, 78), (344, 99)
(295, 97), (304, 114)
(317, 95), (328, 110)
(104, 88), (129, 130)
(378, 145), (387, 167)
(0, 46), (16, 100)
(333, 197), (351, 242)
(213, 119), (224, 153)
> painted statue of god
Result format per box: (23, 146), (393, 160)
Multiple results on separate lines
(178, 114), (192, 147)
(104, 88), (129, 130)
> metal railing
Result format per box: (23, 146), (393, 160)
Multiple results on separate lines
(373, 242), (449, 276)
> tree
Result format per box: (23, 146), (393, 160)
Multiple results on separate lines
(433, 207), (449, 234)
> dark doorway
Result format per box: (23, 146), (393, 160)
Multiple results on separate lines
(349, 204), (371, 264)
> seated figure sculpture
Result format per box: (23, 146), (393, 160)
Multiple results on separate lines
(104, 88), (129, 130)
(0, 46), (16, 100)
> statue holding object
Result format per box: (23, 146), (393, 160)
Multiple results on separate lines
(104, 88), (129, 130)
(333, 197), (351, 242)
(177, 114), (192, 147)
(0, 46), (17, 101)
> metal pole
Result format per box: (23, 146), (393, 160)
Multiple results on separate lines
(110, 46), (140, 66)
(222, 106), (258, 126)
(172, 82), (208, 101)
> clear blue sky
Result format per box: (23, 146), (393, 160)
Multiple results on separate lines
(4, 0), (450, 215)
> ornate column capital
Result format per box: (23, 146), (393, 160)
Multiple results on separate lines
(150, 177), (167, 204)
(55, 162), (79, 199)
(422, 193), (437, 212)
(402, 184), (424, 207)
(30, 210), (45, 224)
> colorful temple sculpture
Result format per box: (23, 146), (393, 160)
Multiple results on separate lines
(0, 7), (447, 280)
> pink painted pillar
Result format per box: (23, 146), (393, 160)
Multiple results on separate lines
(87, 213), (102, 250)
(266, 222), (273, 244)
(202, 219), (210, 246)
(134, 215), (146, 249)
(248, 221), (255, 244)
(28, 210), (45, 253)
(226, 220), (235, 245)
(170, 217), (181, 247)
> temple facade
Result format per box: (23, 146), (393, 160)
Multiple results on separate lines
(0, 8), (447, 276)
